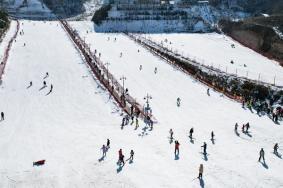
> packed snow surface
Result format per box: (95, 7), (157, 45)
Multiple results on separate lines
(0, 20), (282, 187)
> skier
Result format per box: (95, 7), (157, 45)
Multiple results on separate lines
(198, 164), (204, 179)
(120, 52), (123, 57)
(154, 67), (157, 74)
(139, 65), (142, 71)
(258, 148), (265, 163)
(234, 123), (238, 132)
(175, 140), (180, 155)
(176, 97), (181, 107)
(29, 81), (32, 87)
(207, 88), (210, 96)
(118, 149), (123, 165)
(189, 127), (194, 139)
(201, 142), (207, 154)
(169, 129), (174, 140)
(274, 143), (279, 155)
(50, 84), (53, 93)
(130, 115), (134, 125)
(43, 81), (46, 87)
(107, 139), (110, 148)
(130, 105), (134, 116)
(211, 131), (215, 140)
(135, 118), (139, 129)
(242, 124), (245, 133)
(0, 112), (4, 121)
(130, 150), (134, 161)
(101, 144), (107, 157)
(120, 154), (125, 166)
(245, 122), (250, 133)
(121, 117), (125, 129)
(45, 72), (49, 78)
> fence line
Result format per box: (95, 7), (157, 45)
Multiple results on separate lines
(60, 20), (156, 123)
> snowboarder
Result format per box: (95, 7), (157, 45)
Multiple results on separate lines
(274, 143), (279, 155)
(207, 88), (210, 96)
(175, 140), (180, 155)
(258, 148), (265, 163)
(139, 65), (142, 71)
(177, 97), (181, 107)
(101, 144), (107, 157)
(169, 129), (173, 140)
(201, 142), (207, 154)
(107, 139), (110, 148)
(154, 67), (157, 74)
(189, 128), (194, 139)
(211, 131), (215, 140)
(0, 112), (4, 121)
(130, 150), (134, 161)
(198, 164), (204, 179)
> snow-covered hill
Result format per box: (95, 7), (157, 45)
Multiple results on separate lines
(0, 20), (282, 187)
(3, 0), (55, 19)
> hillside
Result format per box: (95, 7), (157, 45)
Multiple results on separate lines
(219, 15), (283, 66)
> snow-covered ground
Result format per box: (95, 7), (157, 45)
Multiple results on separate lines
(3, 0), (54, 19)
(0, 20), (283, 187)
(143, 33), (283, 86)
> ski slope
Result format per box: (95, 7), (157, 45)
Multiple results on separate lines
(143, 33), (283, 86)
(70, 21), (283, 187)
(0, 20), (282, 187)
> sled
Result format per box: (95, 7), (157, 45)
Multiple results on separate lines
(33, 160), (45, 166)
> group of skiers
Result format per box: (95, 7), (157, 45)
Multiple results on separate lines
(234, 122), (251, 135)
(28, 72), (53, 93)
(170, 128), (208, 179)
(242, 98), (282, 123)
(118, 148), (134, 166)
(258, 144), (280, 163)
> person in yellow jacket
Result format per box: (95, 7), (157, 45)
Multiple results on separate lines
(198, 164), (204, 179)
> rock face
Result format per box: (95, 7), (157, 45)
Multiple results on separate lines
(219, 16), (283, 66)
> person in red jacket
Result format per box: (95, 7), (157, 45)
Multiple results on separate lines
(175, 141), (180, 155)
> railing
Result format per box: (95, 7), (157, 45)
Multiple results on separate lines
(126, 33), (273, 103)
(60, 20), (156, 123)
